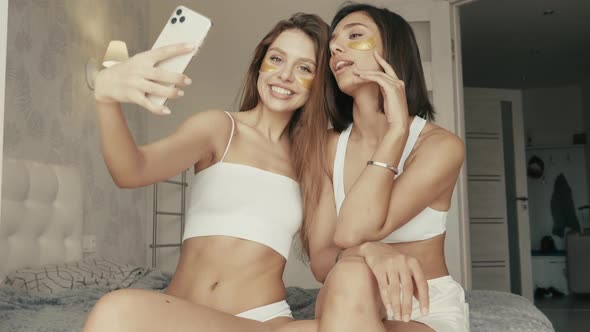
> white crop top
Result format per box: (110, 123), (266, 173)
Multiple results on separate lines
(182, 112), (302, 259)
(333, 116), (447, 243)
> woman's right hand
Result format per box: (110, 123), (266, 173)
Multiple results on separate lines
(359, 241), (429, 322)
(94, 43), (195, 115)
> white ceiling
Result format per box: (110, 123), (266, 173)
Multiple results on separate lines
(460, 0), (590, 88)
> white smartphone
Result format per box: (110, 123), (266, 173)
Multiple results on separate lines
(148, 6), (212, 107)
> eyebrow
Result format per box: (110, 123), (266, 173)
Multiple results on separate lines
(330, 22), (369, 41)
(268, 47), (316, 66)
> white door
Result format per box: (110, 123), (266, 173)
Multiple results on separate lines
(464, 88), (533, 299)
(464, 94), (511, 292)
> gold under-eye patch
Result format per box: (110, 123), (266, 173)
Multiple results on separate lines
(260, 60), (278, 72)
(297, 77), (313, 90)
(348, 36), (376, 51)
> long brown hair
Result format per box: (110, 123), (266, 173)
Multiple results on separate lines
(238, 14), (332, 260)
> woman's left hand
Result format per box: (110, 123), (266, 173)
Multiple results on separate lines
(359, 241), (429, 322)
(352, 51), (409, 131)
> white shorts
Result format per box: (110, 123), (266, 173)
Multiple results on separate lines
(236, 300), (293, 322)
(387, 275), (470, 332)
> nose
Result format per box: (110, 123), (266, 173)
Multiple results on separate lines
(330, 39), (344, 56)
(279, 64), (295, 82)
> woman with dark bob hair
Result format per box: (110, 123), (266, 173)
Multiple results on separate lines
(286, 3), (469, 332)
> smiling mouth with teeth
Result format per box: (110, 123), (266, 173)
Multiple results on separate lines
(271, 85), (294, 96)
(335, 60), (354, 72)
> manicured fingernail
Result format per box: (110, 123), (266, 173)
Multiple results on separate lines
(162, 108), (171, 114)
(386, 306), (393, 319)
(184, 77), (192, 85)
(177, 90), (184, 96)
(185, 43), (194, 49)
(403, 314), (410, 322)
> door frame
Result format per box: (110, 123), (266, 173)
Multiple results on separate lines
(448, 0), (474, 290)
(448, 0), (534, 299)
(0, 0), (8, 224)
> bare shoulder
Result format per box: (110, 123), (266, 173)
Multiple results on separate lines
(180, 109), (233, 137)
(176, 109), (234, 155)
(183, 109), (232, 128)
(417, 123), (465, 166)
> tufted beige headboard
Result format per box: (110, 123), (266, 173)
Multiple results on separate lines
(0, 158), (83, 279)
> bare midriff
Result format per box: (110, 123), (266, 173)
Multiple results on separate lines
(165, 236), (287, 315)
(388, 233), (449, 280)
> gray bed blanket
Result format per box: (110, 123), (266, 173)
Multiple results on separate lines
(288, 288), (554, 332)
(0, 269), (171, 332)
(1, 272), (553, 332)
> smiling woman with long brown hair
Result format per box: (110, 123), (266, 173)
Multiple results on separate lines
(83, 13), (331, 332)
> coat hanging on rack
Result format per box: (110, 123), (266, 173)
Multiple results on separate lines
(550, 173), (581, 237)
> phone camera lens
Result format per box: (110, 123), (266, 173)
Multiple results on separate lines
(171, 17), (177, 24)
(176, 9), (182, 15)
(179, 16), (186, 23)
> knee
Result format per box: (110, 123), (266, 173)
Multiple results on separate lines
(84, 289), (138, 332)
(323, 256), (376, 301)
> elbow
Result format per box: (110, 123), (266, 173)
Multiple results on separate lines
(333, 228), (364, 248)
(311, 269), (327, 284)
(111, 173), (141, 189)
(310, 262), (328, 284)
(112, 177), (135, 189)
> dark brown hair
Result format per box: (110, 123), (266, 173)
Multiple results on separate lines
(328, 3), (435, 132)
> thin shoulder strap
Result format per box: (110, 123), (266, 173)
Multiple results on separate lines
(220, 111), (235, 162)
(333, 123), (353, 215)
(397, 116), (427, 174)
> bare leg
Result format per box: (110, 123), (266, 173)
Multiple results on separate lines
(83, 289), (292, 332)
(316, 257), (433, 332)
(274, 320), (320, 332)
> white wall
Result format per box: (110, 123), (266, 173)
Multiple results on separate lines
(0, 0), (7, 226)
(3, 0), (152, 266)
(523, 86), (584, 146)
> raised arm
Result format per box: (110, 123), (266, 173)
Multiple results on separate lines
(94, 43), (229, 188)
(333, 51), (465, 246)
(334, 131), (464, 247)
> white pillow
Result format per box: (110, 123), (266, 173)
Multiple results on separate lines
(2, 257), (146, 294)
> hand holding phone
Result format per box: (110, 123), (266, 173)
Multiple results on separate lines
(94, 43), (193, 115)
(94, 6), (211, 115)
(147, 6), (212, 107)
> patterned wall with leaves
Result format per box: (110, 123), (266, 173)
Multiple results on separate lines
(4, 0), (151, 266)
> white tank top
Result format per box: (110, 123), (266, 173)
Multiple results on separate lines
(333, 116), (447, 243)
(182, 112), (302, 259)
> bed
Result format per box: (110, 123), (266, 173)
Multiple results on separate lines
(0, 158), (554, 331)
